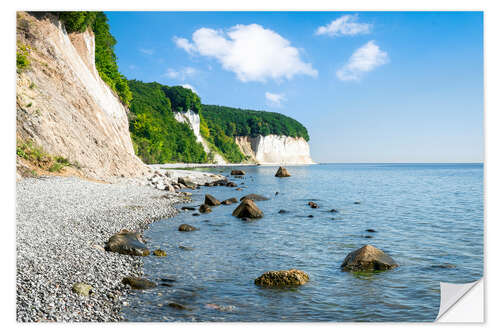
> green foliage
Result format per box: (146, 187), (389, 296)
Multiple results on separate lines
(162, 86), (202, 113)
(92, 12), (132, 106)
(128, 80), (207, 164)
(48, 162), (64, 172)
(201, 104), (310, 141)
(58, 11), (97, 33)
(16, 44), (30, 72)
(199, 113), (245, 163)
(16, 140), (73, 173)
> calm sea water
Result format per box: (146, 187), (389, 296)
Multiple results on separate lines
(123, 163), (483, 322)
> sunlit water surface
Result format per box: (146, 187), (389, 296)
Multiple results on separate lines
(123, 163), (483, 322)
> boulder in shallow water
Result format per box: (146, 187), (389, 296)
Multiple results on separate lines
(204, 194), (221, 206)
(341, 245), (398, 272)
(231, 170), (246, 175)
(153, 249), (167, 257)
(122, 277), (157, 290)
(275, 166), (291, 177)
(278, 209), (287, 214)
(72, 283), (93, 297)
(178, 224), (198, 232)
(255, 269), (309, 287)
(168, 302), (189, 310)
(104, 230), (150, 256)
(232, 199), (263, 219)
(226, 181), (238, 187)
(199, 204), (212, 213)
(308, 201), (318, 208)
(222, 197), (238, 205)
(240, 193), (269, 201)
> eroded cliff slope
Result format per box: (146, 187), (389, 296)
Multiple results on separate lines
(173, 110), (227, 164)
(16, 12), (146, 180)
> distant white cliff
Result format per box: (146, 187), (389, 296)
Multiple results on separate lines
(235, 135), (314, 165)
(174, 110), (227, 164)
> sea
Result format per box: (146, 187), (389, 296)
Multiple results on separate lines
(122, 163), (483, 322)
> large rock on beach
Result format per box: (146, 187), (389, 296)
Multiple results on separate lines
(104, 230), (150, 256)
(178, 177), (197, 189)
(231, 170), (246, 175)
(232, 199), (263, 219)
(341, 245), (398, 272)
(72, 283), (93, 297)
(255, 269), (309, 287)
(275, 166), (291, 177)
(122, 277), (157, 290)
(240, 193), (269, 201)
(204, 194), (221, 206)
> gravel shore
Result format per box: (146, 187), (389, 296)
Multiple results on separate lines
(16, 176), (188, 322)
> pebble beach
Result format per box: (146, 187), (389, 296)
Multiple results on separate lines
(16, 176), (186, 322)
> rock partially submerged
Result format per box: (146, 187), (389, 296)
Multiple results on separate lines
(308, 201), (318, 208)
(341, 245), (398, 272)
(275, 166), (291, 177)
(240, 193), (269, 201)
(153, 249), (167, 257)
(168, 302), (189, 310)
(199, 204), (212, 213)
(231, 170), (246, 175)
(104, 230), (150, 256)
(178, 224), (198, 232)
(204, 194), (221, 206)
(232, 199), (263, 219)
(222, 197), (238, 205)
(122, 277), (157, 290)
(255, 269), (309, 287)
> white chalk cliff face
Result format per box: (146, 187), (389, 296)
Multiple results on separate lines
(16, 12), (147, 179)
(174, 110), (227, 164)
(235, 135), (314, 165)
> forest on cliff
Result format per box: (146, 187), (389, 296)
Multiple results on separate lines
(57, 11), (309, 164)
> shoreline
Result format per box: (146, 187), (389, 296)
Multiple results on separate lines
(150, 162), (317, 170)
(16, 175), (190, 322)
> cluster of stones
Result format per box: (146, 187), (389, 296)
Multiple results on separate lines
(146, 169), (193, 192)
(82, 166), (399, 299)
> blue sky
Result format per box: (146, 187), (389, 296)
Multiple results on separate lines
(106, 11), (483, 163)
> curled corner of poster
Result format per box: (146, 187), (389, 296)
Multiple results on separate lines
(435, 278), (484, 322)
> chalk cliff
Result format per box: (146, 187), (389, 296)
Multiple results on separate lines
(235, 135), (314, 165)
(174, 110), (227, 164)
(16, 12), (146, 180)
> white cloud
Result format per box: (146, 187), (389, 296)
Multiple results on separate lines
(181, 84), (197, 93)
(164, 67), (197, 80)
(173, 37), (196, 54)
(316, 15), (372, 37)
(336, 41), (389, 81)
(175, 24), (317, 82)
(265, 92), (286, 107)
(139, 48), (154, 55)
